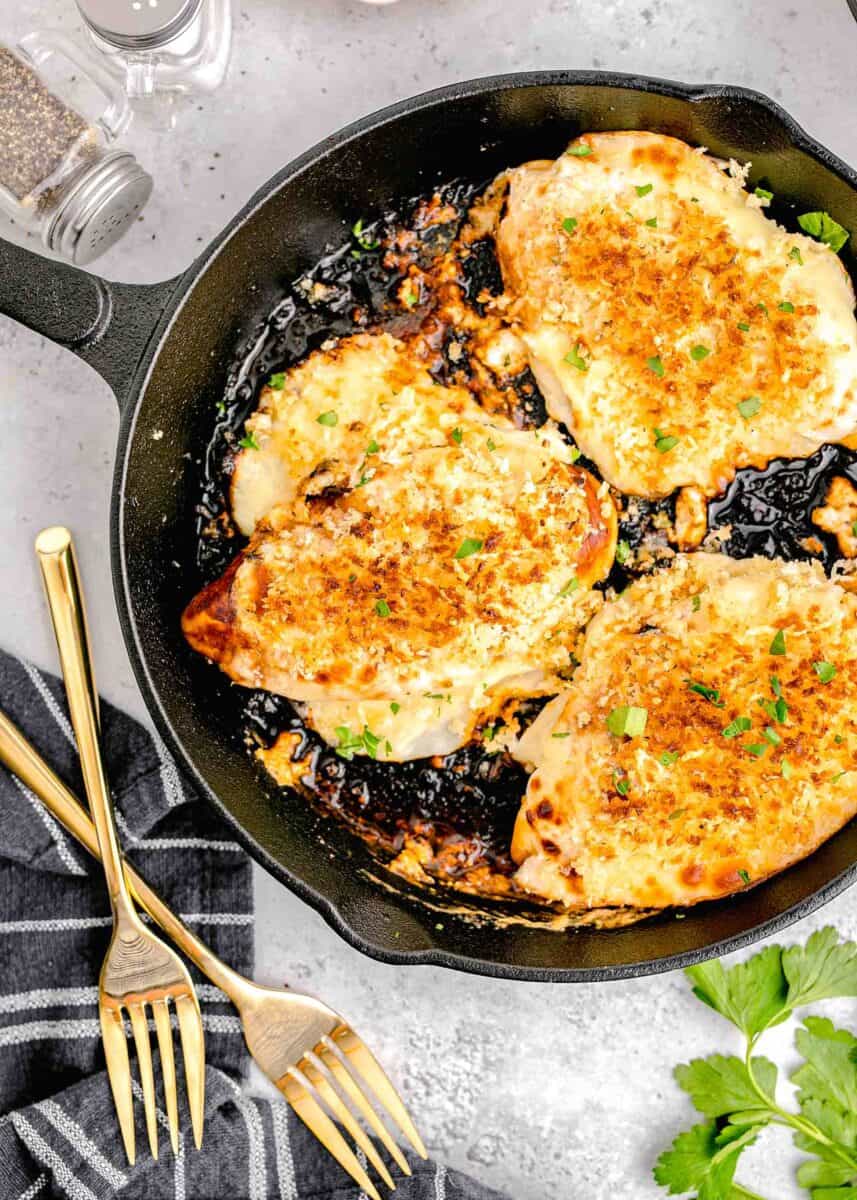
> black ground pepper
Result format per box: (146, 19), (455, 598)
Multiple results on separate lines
(0, 46), (93, 202)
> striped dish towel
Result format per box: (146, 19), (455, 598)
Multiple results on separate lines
(0, 650), (506, 1200)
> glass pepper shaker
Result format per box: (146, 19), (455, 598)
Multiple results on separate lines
(0, 35), (152, 265)
(75, 0), (232, 101)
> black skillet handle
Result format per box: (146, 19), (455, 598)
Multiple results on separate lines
(0, 237), (181, 406)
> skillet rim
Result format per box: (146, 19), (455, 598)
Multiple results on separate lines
(112, 69), (857, 981)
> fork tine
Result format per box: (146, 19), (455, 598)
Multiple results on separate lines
(175, 993), (205, 1149)
(280, 1070), (382, 1200)
(333, 1028), (427, 1159)
(301, 1052), (395, 1189)
(318, 1042), (412, 1176)
(99, 1004), (136, 1165)
(127, 1002), (158, 1160)
(152, 999), (179, 1156)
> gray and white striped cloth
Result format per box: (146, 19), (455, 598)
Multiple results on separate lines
(0, 651), (507, 1200)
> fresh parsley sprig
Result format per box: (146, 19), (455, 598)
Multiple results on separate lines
(655, 928), (857, 1200)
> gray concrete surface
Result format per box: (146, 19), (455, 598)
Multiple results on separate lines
(2, 1), (857, 1196)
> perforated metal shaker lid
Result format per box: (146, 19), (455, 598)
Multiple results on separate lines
(44, 150), (153, 265)
(75, 0), (203, 51)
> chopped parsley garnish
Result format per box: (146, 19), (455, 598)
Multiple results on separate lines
(558, 577), (580, 597)
(454, 537), (484, 560)
(653, 427), (679, 453)
(335, 725), (383, 761)
(778, 300), (795, 313)
(238, 432), (259, 450)
(771, 674), (783, 698)
(761, 694), (788, 724)
(737, 321), (751, 331)
(390, 702), (400, 715)
(722, 716), (751, 739)
(660, 752), (680, 767)
(615, 539), (632, 565)
(606, 705), (648, 737)
(769, 629), (787, 656)
(564, 343), (588, 372)
(403, 288), (419, 308)
(757, 301), (769, 315)
(789, 245), (803, 264)
(352, 217), (379, 251)
(852, 519), (857, 537)
(835, 734), (844, 744)
(613, 770), (630, 797)
(551, 731), (571, 739)
(691, 594), (702, 612)
(744, 743), (768, 758)
(567, 143), (593, 157)
(568, 445), (581, 463)
(685, 679), (725, 707)
(645, 217), (658, 228)
(451, 427), (463, 445)
(814, 661), (837, 683)
(316, 410), (338, 427)
(737, 868), (751, 884)
(636, 183), (653, 197)
(737, 396), (761, 420)
(374, 599), (391, 617)
(754, 186), (773, 201)
(486, 438), (496, 452)
(668, 807), (685, 819)
(366, 439), (380, 454)
(763, 726), (782, 746)
(354, 471), (373, 488)
(832, 771), (848, 783)
(268, 372), (286, 389)
(797, 210), (850, 253)
(690, 344), (710, 361)
(781, 758), (793, 779)
(647, 354), (665, 378)
(483, 724), (499, 742)
(562, 216), (578, 234)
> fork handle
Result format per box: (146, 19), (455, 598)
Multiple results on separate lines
(36, 527), (138, 924)
(0, 704), (247, 1000)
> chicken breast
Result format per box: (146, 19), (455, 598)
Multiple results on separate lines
(496, 132), (857, 498)
(184, 429), (616, 723)
(512, 553), (857, 909)
(231, 330), (511, 535)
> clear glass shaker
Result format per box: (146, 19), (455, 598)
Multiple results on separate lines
(75, 0), (232, 101)
(0, 35), (152, 265)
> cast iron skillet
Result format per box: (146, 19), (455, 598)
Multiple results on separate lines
(3, 72), (857, 982)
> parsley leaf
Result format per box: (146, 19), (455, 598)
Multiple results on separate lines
(685, 679), (725, 708)
(606, 705), (648, 737)
(737, 396), (761, 420)
(654, 1120), (759, 1199)
(558, 577), (579, 597)
(722, 716), (751, 738)
(562, 216), (578, 234)
(636, 182), (654, 197)
(778, 300), (795, 313)
(783, 928), (857, 1009)
(564, 343), (588, 372)
(646, 217), (658, 228)
(390, 702), (400, 715)
(616, 539), (632, 565)
(653, 427), (680, 453)
(691, 344), (711, 361)
(238, 432), (259, 450)
(814, 661), (837, 684)
(374, 599), (391, 617)
(268, 372), (286, 389)
(451, 427), (463, 445)
(685, 945), (789, 1038)
(647, 354), (665, 377)
(789, 246), (803, 264)
(675, 1054), (777, 1118)
(769, 630), (787, 656)
(798, 211), (850, 253)
(567, 143), (593, 157)
(316, 410), (338, 427)
(454, 537), (483, 560)
(754, 186), (773, 201)
(352, 217), (379, 251)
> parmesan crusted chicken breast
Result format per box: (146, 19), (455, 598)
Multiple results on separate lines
(513, 553), (857, 909)
(231, 330), (511, 536)
(184, 429), (616, 760)
(496, 132), (857, 498)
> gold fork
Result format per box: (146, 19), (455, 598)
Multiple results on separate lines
(35, 526), (205, 1164)
(4, 637), (426, 1197)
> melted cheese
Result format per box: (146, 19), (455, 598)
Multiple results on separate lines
(232, 331), (511, 535)
(184, 430), (616, 709)
(513, 553), (857, 908)
(496, 131), (857, 498)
